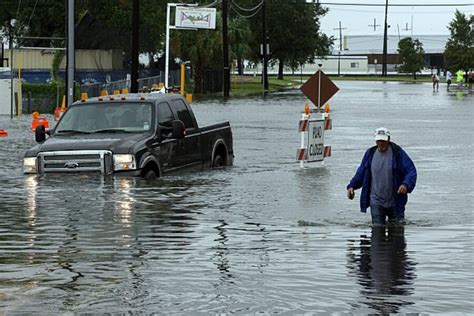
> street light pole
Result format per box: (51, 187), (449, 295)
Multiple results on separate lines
(382, 0), (389, 77)
(9, 28), (13, 119)
(130, 0), (139, 93)
(66, 0), (75, 107)
(262, 0), (268, 91)
(334, 21), (346, 77)
(222, 0), (230, 97)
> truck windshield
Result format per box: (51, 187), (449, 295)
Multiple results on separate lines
(55, 102), (153, 134)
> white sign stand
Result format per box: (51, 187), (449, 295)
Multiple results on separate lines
(165, 3), (216, 91)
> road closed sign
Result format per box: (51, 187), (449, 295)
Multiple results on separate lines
(307, 119), (325, 162)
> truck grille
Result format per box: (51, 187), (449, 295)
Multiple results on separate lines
(38, 150), (113, 174)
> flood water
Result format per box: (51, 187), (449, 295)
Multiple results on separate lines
(0, 81), (473, 314)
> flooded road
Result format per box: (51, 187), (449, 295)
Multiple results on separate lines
(0, 81), (473, 313)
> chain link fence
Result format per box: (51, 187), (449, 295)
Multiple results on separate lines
(79, 70), (181, 97)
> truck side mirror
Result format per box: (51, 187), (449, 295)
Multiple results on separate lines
(35, 125), (46, 143)
(171, 120), (185, 139)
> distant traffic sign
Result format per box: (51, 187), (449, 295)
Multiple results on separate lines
(300, 70), (339, 109)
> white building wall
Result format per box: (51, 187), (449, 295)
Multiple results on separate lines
(0, 70), (17, 116)
(241, 56), (369, 75)
(4, 49), (121, 70)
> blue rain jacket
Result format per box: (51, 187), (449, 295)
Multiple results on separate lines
(347, 142), (417, 214)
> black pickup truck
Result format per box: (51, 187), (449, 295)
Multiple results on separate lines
(23, 93), (233, 178)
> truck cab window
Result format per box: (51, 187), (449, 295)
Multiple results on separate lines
(172, 99), (195, 130)
(157, 102), (174, 129)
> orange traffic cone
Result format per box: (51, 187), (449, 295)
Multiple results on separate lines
(32, 112), (50, 131)
(54, 96), (67, 121)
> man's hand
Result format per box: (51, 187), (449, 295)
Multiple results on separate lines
(397, 184), (408, 194)
(347, 187), (355, 200)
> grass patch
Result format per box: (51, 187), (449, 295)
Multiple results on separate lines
(329, 75), (435, 83)
(229, 74), (441, 96)
(230, 76), (296, 96)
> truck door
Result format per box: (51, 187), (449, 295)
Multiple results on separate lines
(156, 101), (180, 173)
(170, 99), (202, 171)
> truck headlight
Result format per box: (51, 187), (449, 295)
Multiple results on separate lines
(113, 154), (136, 171)
(23, 157), (37, 174)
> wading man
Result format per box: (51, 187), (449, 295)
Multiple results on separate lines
(346, 128), (417, 225)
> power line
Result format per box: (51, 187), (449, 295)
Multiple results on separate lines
(230, 0), (263, 12)
(230, 4), (263, 19)
(27, 0), (39, 28)
(15, 0), (22, 21)
(202, 0), (222, 8)
(319, 2), (473, 7)
(326, 7), (469, 14)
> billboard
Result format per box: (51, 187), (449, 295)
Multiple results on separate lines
(175, 7), (216, 30)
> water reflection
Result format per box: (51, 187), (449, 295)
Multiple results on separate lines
(24, 175), (38, 217)
(213, 220), (233, 281)
(114, 177), (137, 225)
(295, 166), (330, 209)
(347, 225), (416, 314)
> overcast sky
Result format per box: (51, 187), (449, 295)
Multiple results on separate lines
(316, 0), (473, 39)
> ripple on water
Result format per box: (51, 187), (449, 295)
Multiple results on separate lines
(0, 83), (473, 313)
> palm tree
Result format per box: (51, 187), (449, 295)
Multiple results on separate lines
(171, 14), (222, 94)
(228, 17), (252, 75)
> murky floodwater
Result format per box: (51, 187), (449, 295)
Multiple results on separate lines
(0, 81), (473, 314)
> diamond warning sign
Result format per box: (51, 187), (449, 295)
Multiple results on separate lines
(300, 70), (339, 109)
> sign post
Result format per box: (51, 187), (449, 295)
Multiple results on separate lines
(165, 4), (216, 91)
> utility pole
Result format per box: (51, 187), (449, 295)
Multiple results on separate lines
(334, 21), (346, 76)
(130, 0), (139, 93)
(382, 0), (389, 77)
(262, 0), (268, 91)
(402, 22), (411, 33)
(9, 24), (13, 119)
(222, 0), (230, 97)
(369, 18), (380, 32)
(66, 0), (75, 107)
(1, 41), (4, 67)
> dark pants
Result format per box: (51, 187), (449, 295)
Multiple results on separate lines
(370, 205), (404, 226)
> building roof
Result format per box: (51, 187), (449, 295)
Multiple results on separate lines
(343, 34), (449, 54)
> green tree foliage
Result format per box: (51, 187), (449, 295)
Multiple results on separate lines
(397, 37), (425, 80)
(1, 0), (333, 93)
(444, 10), (474, 72)
(171, 1), (253, 93)
(171, 14), (223, 94)
(0, 1), (65, 48)
(244, 0), (333, 79)
(228, 16), (252, 75)
(1, 1), (166, 57)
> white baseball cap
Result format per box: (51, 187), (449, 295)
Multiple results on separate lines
(374, 127), (390, 141)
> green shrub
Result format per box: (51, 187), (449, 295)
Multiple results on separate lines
(22, 82), (81, 114)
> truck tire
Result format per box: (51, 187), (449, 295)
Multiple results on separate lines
(212, 154), (224, 168)
(143, 169), (157, 180)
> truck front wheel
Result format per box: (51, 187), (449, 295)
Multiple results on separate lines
(142, 163), (159, 180)
(143, 169), (157, 180)
(212, 154), (226, 168)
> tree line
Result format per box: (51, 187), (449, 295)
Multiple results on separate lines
(0, 0), (333, 93)
(397, 10), (473, 79)
(1, 2), (472, 91)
